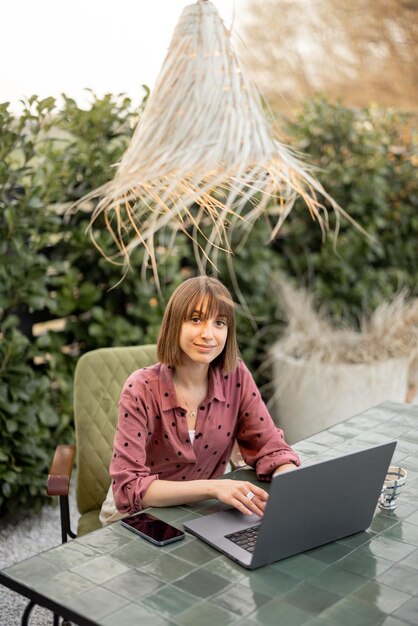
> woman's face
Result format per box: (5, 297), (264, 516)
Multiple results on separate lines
(179, 300), (228, 367)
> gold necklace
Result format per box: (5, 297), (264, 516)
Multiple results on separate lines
(175, 386), (197, 419)
(173, 374), (207, 420)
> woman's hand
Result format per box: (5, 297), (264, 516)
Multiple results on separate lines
(209, 480), (268, 517)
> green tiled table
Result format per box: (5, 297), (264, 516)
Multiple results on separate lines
(1, 401), (418, 626)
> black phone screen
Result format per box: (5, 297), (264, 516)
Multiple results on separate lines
(121, 512), (185, 544)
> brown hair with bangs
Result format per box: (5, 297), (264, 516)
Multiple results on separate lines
(157, 276), (238, 373)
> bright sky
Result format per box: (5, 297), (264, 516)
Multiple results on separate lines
(1, 0), (239, 112)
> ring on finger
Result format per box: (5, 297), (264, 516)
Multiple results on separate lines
(246, 490), (255, 501)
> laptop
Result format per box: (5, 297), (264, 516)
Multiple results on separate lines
(183, 441), (396, 569)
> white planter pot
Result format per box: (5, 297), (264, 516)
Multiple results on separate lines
(271, 348), (409, 444)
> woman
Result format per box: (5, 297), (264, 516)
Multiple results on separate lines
(110, 276), (300, 519)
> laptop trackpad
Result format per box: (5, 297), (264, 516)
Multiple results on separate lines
(185, 508), (261, 539)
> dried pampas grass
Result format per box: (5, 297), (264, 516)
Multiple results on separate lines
(274, 283), (418, 365)
(70, 0), (368, 281)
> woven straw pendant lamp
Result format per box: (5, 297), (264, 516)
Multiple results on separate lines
(74, 0), (363, 278)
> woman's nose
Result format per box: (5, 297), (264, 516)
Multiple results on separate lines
(200, 322), (214, 338)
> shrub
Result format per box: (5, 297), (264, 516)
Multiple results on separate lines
(0, 319), (61, 514)
(277, 97), (418, 323)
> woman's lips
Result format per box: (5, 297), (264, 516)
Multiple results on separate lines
(194, 344), (215, 352)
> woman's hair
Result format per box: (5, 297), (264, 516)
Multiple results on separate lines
(157, 276), (238, 372)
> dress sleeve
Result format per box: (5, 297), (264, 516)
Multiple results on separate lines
(110, 382), (158, 514)
(235, 361), (301, 480)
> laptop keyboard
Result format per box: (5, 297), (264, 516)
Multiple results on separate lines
(225, 525), (260, 553)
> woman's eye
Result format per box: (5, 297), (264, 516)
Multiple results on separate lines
(190, 317), (201, 323)
(216, 320), (227, 327)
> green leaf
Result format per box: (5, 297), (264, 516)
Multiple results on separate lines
(2, 483), (12, 497)
(1, 470), (17, 483)
(5, 419), (18, 433)
(38, 407), (59, 427)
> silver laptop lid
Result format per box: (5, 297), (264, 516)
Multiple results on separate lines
(250, 441), (396, 568)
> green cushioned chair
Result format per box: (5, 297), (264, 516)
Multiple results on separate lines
(47, 345), (157, 541)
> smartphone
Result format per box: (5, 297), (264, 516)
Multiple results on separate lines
(120, 512), (185, 546)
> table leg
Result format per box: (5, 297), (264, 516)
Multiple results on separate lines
(21, 598), (68, 626)
(22, 600), (35, 626)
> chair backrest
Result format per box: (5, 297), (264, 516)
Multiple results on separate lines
(74, 345), (157, 515)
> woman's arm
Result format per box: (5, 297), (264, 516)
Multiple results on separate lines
(142, 478), (269, 517)
(235, 362), (301, 477)
(112, 373), (269, 517)
(111, 383), (159, 515)
(272, 463), (297, 477)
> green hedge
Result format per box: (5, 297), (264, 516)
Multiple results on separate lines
(278, 98), (418, 320)
(0, 320), (62, 512)
(0, 93), (416, 514)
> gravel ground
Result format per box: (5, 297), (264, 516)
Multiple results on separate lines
(0, 484), (79, 626)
